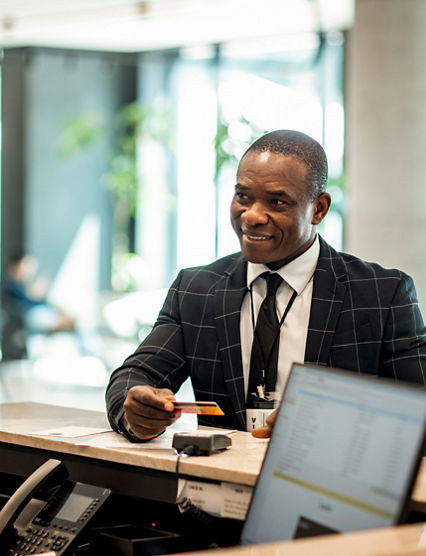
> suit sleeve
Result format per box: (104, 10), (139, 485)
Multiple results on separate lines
(380, 273), (426, 385)
(105, 271), (190, 433)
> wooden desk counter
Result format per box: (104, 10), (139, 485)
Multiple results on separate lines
(1, 402), (425, 507)
(0, 401), (266, 487)
(1, 402), (426, 556)
(183, 523), (426, 556)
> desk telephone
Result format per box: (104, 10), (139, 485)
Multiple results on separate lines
(0, 458), (110, 555)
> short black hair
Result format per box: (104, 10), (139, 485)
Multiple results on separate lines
(240, 130), (328, 199)
(8, 252), (26, 266)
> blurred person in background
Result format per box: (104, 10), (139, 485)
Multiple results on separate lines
(3, 253), (75, 346)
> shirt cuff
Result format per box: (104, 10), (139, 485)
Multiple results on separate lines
(119, 414), (141, 442)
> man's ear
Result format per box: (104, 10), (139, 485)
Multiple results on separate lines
(312, 193), (331, 225)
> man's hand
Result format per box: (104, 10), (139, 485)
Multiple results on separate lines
(123, 385), (181, 440)
(251, 409), (278, 439)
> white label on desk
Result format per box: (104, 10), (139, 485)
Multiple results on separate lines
(177, 480), (253, 519)
(221, 482), (252, 520)
(178, 480), (222, 516)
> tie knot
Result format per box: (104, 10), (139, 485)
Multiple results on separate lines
(262, 272), (283, 296)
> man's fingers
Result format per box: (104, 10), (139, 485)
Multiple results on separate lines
(128, 410), (177, 428)
(126, 399), (176, 420)
(265, 409), (278, 428)
(251, 410), (278, 439)
(163, 395), (177, 412)
(130, 417), (174, 436)
(251, 426), (272, 439)
(128, 386), (175, 411)
(125, 386), (177, 419)
(123, 385), (181, 440)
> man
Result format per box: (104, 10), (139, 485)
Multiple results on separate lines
(106, 130), (426, 441)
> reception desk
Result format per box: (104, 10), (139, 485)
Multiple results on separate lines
(0, 402), (265, 508)
(0, 402), (425, 555)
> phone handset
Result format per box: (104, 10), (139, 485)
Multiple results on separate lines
(0, 458), (67, 542)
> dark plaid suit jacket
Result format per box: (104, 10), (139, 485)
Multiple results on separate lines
(106, 236), (426, 433)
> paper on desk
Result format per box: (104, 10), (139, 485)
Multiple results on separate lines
(177, 429), (237, 437)
(103, 429), (176, 450)
(77, 426), (237, 449)
(31, 426), (112, 438)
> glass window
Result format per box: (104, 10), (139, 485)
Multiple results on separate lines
(167, 32), (345, 277)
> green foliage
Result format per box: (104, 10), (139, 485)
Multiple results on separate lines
(107, 101), (172, 216)
(326, 173), (346, 216)
(214, 112), (268, 180)
(57, 112), (104, 159)
(58, 101), (172, 217)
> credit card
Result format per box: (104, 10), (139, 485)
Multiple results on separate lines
(172, 401), (224, 415)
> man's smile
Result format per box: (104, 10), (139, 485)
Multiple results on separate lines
(242, 229), (274, 242)
(231, 150), (329, 268)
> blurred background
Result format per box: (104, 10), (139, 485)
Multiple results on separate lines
(0, 0), (425, 412)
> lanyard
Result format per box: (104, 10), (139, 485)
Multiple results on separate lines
(249, 283), (298, 387)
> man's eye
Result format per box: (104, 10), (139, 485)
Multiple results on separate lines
(235, 192), (248, 200)
(271, 199), (287, 206)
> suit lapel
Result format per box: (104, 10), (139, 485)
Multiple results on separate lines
(214, 240), (348, 426)
(305, 238), (347, 365)
(214, 255), (248, 430)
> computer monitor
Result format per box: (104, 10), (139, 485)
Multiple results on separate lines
(241, 363), (426, 544)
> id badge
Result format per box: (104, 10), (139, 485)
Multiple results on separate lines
(246, 407), (275, 432)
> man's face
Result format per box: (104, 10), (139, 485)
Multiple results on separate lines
(231, 151), (329, 269)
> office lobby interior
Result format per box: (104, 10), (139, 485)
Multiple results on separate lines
(0, 0), (425, 554)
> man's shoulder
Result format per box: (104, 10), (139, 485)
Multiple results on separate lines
(176, 252), (245, 287)
(183, 252), (244, 274)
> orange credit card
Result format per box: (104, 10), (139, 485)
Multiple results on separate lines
(172, 401), (224, 416)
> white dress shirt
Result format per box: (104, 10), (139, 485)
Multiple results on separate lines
(240, 235), (320, 401)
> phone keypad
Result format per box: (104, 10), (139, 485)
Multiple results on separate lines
(8, 525), (70, 555)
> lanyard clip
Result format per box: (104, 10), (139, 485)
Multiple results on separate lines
(257, 384), (266, 399)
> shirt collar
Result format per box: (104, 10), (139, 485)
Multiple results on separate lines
(246, 235), (320, 295)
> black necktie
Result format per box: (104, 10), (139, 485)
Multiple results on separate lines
(248, 272), (283, 395)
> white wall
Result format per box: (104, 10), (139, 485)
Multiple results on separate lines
(346, 0), (426, 313)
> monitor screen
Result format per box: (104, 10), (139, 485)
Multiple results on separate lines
(241, 364), (426, 544)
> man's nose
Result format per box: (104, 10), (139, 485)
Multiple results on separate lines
(242, 202), (268, 225)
